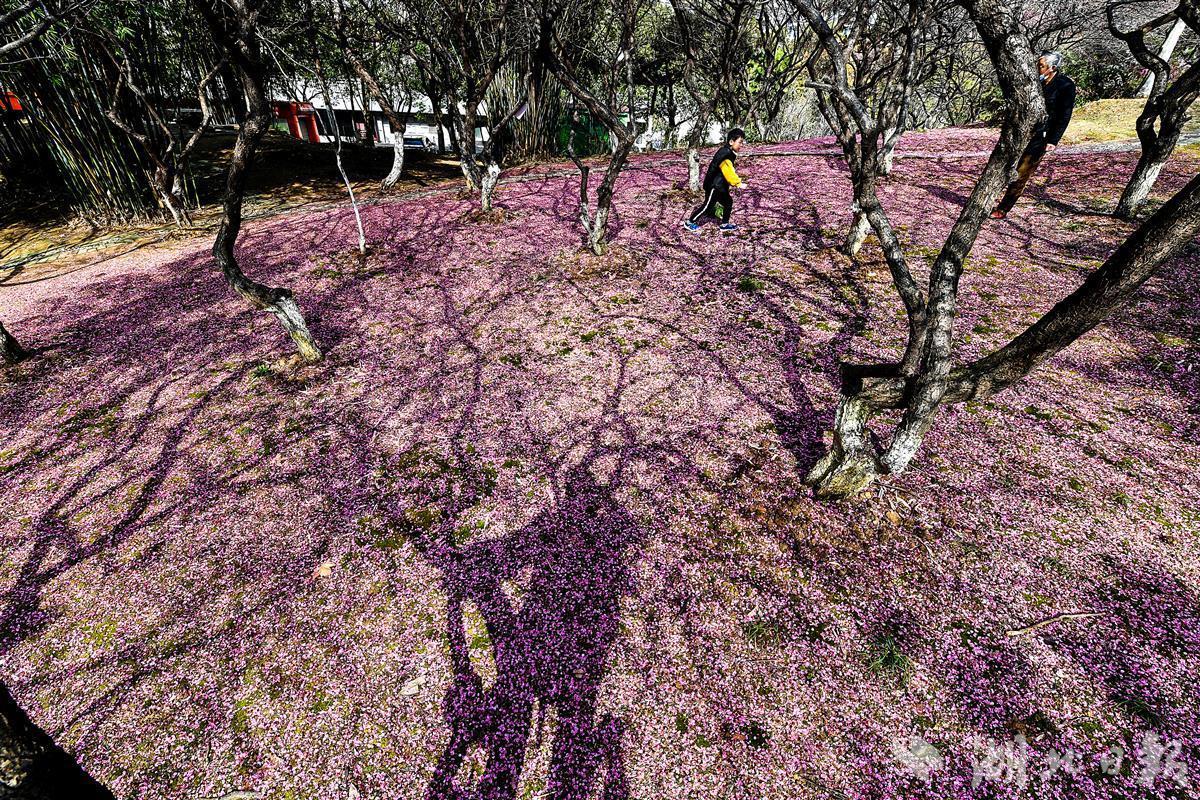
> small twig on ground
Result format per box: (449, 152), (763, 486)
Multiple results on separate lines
(1007, 610), (1101, 636)
(915, 537), (940, 574)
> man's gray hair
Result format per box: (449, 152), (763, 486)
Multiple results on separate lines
(1040, 51), (1064, 70)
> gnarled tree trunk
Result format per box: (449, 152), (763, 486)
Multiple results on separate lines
(195, 0), (321, 363)
(798, 0), (1045, 496)
(0, 321), (26, 364)
(842, 208), (871, 256)
(811, 170), (1200, 496)
(1110, 3), (1200, 219)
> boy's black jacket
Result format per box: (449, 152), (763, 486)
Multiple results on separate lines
(702, 144), (737, 191)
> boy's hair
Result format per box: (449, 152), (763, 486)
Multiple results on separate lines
(726, 127), (746, 144)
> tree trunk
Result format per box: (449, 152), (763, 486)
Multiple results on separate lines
(684, 104), (713, 192)
(869, 0), (1043, 479)
(880, 126), (901, 176)
(798, 0), (1045, 496)
(1137, 18), (1187, 97)
(541, 6), (644, 255)
(588, 208), (611, 255)
(1115, 154), (1167, 218)
(804, 387), (880, 499)
(666, 83), (677, 143)
(1115, 96), (1190, 219)
(0, 683), (114, 799)
(842, 209), (871, 256)
(383, 137), (406, 189)
(423, 74), (447, 155)
(564, 119), (635, 256)
(196, 0), (321, 363)
(811, 169), (1200, 498)
(317, 69), (367, 255)
(591, 134), (634, 255)
(155, 165), (190, 227)
(0, 321), (26, 364)
(102, 50), (195, 228)
(1111, 7), (1200, 219)
(340, 40), (409, 191)
(480, 160), (501, 212)
(470, 82), (530, 214)
(687, 144), (702, 193)
(453, 106), (480, 191)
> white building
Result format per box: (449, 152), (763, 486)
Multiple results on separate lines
(270, 81), (487, 152)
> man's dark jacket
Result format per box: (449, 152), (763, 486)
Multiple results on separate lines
(1035, 73), (1076, 148)
(702, 144), (737, 191)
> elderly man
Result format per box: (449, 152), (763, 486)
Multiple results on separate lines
(992, 51), (1077, 219)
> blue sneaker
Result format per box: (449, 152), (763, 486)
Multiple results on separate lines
(683, 220), (700, 231)
(719, 223), (738, 231)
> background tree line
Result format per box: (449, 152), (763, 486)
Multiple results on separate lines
(1, 0), (1193, 224)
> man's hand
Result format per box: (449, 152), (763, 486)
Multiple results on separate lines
(738, 181), (749, 190)
(1045, 144), (1056, 153)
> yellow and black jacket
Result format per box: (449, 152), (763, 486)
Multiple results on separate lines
(702, 144), (742, 192)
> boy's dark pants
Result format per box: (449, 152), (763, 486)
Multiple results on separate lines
(997, 140), (1047, 213)
(689, 185), (733, 224)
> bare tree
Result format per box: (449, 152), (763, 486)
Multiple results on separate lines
(801, 0), (1200, 497)
(670, 0), (753, 191)
(538, 0), (642, 255)
(798, 0), (938, 255)
(335, 0), (416, 189)
(734, 0), (812, 141)
(315, 63), (368, 254)
(415, 0), (526, 211)
(193, 0), (322, 363)
(798, 0), (1045, 495)
(101, 49), (224, 226)
(1109, 0), (1200, 218)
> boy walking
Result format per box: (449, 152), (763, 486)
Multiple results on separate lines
(685, 128), (748, 231)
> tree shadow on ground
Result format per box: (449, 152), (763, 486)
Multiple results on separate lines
(1046, 558), (1200, 739)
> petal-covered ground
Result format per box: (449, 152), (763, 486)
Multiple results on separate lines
(1, 129), (1198, 800)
